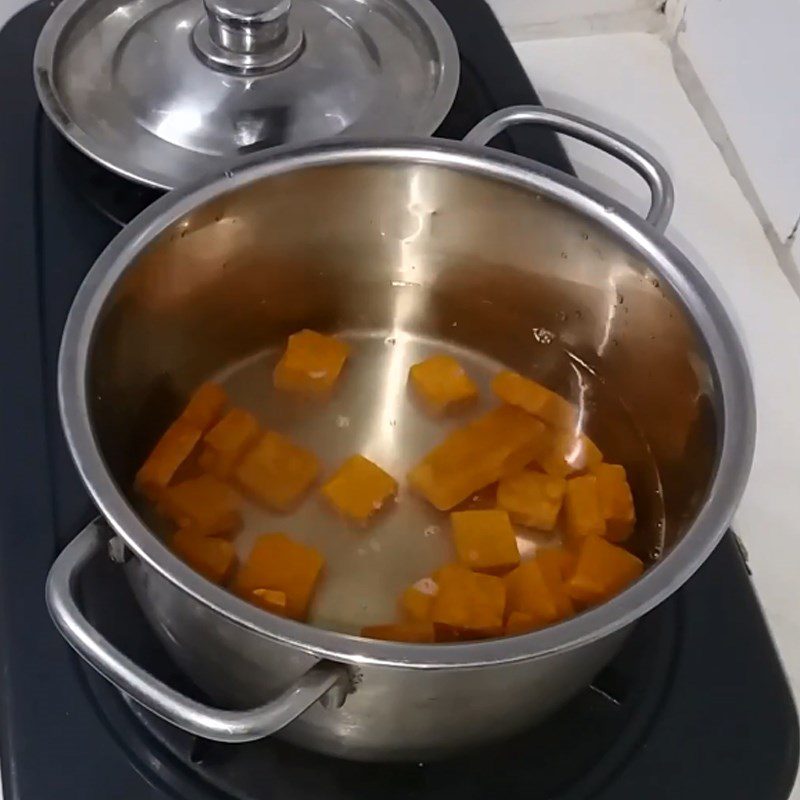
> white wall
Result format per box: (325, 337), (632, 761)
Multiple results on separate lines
(672, 0), (800, 242)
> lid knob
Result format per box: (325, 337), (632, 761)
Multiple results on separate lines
(205, 0), (288, 55)
(193, 0), (304, 74)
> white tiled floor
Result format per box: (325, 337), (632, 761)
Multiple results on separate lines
(514, 31), (800, 798)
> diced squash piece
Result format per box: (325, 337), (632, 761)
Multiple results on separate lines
(408, 405), (547, 511)
(492, 371), (576, 430)
(135, 420), (202, 499)
(251, 588), (288, 615)
(563, 475), (606, 539)
(198, 408), (260, 479)
(536, 547), (577, 581)
(409, 355), (478, 412)
(134, 382), (227, 498)
(504, 560), (561, 626)
(431, 564), (505, 639)
(432, 563), (455, 583)
(171, 528), (236, 584)
(450, 509), (520, 574)
(273, 329), (350, 395)
(534, 550), (575, 619)
(537, 430), (603, 478)
(233, 534), (324, 621)
(400, 577), (438, 621)
(321, 455), (397, 522)
(158, 474), (241, 536)
(505, 611), (538, 635)
(566, 535), (644, 604)
(234, 431), (319, 511)
(593, 463), (636, 542)
(496, 470), (566, 530)
(361, 622), (436, 643)
(179, 382), (228, 431)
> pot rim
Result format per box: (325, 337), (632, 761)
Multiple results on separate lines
(58, 136), (756, 669)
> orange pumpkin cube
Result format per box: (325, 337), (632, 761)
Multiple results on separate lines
(234, 431), (319, 511)
(431, 564), (506, 639)
(492, 371), (576, 430)
(408, 405), (547, 511)
(171, 528), (236, 584)
(563, 475), (606, 539)
(361, 622), (436, 643)
(504, 560), (561, 627)
(593, 463), (636, 542)
(566, 535), (644, 605)
(536, 546), (577, 581)
(496, 470), (566, 530)
(135, 420), (202, 499)
(409, 355), (478, 412)
(273, 329), (350, 395)
(534, 550), (575, 619)
(251, 588), (288, 615)
(158, 474), (241, 536)
(505, 611), (538, 635)
(179, 382), (228, 431)
(198, 408), (260, 479)
(450, 509), (520, 573)
(135, 382), (227, 498)
(400, 577), (438, 621)
(321, 455), (397, 522)
(233, 533), (324, 621)
(536, 430), (603, 478)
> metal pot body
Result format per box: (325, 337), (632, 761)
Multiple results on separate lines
(49, 108), (755, 761)
(127, 554), (628, 759)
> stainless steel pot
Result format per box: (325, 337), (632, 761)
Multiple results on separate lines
(49, 107), (755, 761)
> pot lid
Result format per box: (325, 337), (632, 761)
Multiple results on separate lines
(34, 0), (459, 189)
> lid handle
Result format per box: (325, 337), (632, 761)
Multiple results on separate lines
(193, 0), (304, 74)
(205, 0), (289, 55)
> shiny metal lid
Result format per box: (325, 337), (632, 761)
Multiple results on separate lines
(34, 0), (458, 189)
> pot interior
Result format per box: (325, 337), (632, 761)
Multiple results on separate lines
(86, 156), (718, 632)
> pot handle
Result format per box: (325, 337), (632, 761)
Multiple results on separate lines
(464, 106), (674, 232)
(46, 520), (350, 743)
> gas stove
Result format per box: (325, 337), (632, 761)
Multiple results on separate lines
(0, 1), (798, 798)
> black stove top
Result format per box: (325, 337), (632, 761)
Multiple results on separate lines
(0, 1), (797, 798)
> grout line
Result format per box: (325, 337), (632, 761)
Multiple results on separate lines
(665, 36), (800, 296)
(787, 215), (800, 245)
